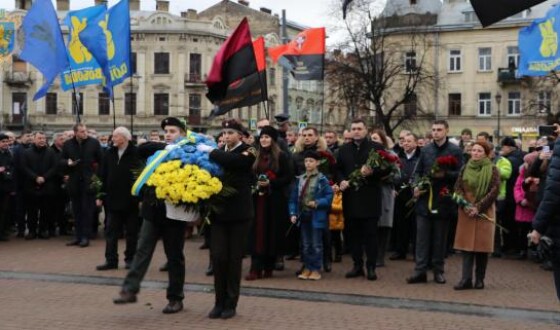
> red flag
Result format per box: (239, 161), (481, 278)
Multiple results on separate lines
(268, 27), (325, 80)
(208, 36), (268, 117)
(206, 18), (258, 104)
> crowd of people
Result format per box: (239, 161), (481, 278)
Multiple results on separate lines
(0, 115), (559, 319)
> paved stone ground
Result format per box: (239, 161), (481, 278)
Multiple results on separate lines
(0, 234), (559, 329)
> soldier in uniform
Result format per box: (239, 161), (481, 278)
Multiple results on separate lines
(197, 119), (256, 320)
(113, 117), (188, 315)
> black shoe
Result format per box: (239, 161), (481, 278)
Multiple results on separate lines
(491, 252), (502, 258)
(79, 239), (89, 248)
(38, 232), (50, 239)
(113, 290), (137, 304)
(295, 265), (305, 276)
(434, 273), (446, 284)
(389, 253), (406, 260)
(333, 255), (342, 263)
(162, 300), (183, 314)
(406, 273), (427, 284)
(159, 262), (169, 272)
(366, 267), (377, 281)
(221, 308), (236, 319)
(208, 306), (223, 319)
(96, 263), (118, 271)
(25, 233), (37, 240)
(541, 260), (554, 271)
(474, 279), (484, 289)
(345, 267), (365, 278)
(205, 264), (214, 276)
(514, 251), (527, 260)
(66, 239), (80, 246)
(125, 262), (132, 270)
(324, 262), (332, 273)
(453, 279), (473, 290)
(16, 231), (24, 238)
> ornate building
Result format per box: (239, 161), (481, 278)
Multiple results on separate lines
(0, 0), (335, 136)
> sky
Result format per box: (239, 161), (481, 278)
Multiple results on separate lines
(3, 0), (334, 28)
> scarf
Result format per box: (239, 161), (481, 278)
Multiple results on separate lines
(462, 157), (493, 201)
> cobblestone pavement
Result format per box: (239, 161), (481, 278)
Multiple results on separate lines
(0, 235), (558, 329)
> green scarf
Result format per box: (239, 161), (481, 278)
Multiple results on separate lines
(462, 157), (493, 201)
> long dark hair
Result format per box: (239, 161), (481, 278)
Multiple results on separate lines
(253, 137), (281, 173)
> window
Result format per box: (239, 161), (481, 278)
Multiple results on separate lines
(404, 51), (417, 73)
(538, 91), (552, 113)
(98, 93), (110, 115)
(410, 0), (417, 4)
(507, 46), (519, 71)
(464, 11), (477, 23)
(449, 50), (462, 72)
(404, 93), (417, 116)
(12, 92), (26, 124)
(46, 93), (57, 115)
(478, 93), (492, 116)
(189, 53), (201, 81)
(154, 52), (170, 74)
(72, 92), (84, 115)
(188, 94), (201, 125)
(448, 93), (461, 116)
(478, 48), (492, 71)
(269, 67), (276, 86)
(125, 93), (137, 115)
(12, 55), (26, 73)
(131, 52), (137, 74)
(508, 92), (521, 116)
(154, 93), (169, 115)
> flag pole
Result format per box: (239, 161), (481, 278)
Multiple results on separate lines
(319, 80), (325, 135)
(129, 77), (134, 137)
(59, 24), (81, 123)
(111, 86), (116, 130)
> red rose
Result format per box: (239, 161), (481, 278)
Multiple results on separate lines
(265, 170), (277, 181)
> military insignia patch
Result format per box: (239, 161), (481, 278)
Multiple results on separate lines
(243, 147), (257, 157)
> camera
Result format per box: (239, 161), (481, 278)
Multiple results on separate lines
(538, 125), (557, 137)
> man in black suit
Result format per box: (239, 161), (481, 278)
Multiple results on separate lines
(336, 118), (388, 281)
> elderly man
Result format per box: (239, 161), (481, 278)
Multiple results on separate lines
(96, 127), (142, 271)
(62, 124), (103, 247)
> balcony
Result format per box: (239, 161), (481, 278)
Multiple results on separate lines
(184, 73), (205, 87)
(4, 71), (33, 87)
(497, 68), (521, 85)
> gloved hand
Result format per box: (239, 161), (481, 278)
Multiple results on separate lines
(197, 144), (214, 153)
(165, 145), (175, 151)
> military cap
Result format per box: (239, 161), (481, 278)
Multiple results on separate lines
(222, 119), (245, 134)
(161, 117), (186, 131)
(274, 113), (290, 125)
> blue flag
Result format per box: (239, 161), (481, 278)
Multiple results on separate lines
(19, 0), (69, 101)
(60, 5), (106, 91)
(80, 0), (132, 95)
(518, 5), (560, 77)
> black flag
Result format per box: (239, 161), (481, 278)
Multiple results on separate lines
(470, 0), (548, 27)
(342, 0), (353, 19)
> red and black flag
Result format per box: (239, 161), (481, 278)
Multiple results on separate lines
(343, 0), (353, 19)
(268, 27), (326, 81)
(470, 0), (548, 27)
(206, 18), (267, 116)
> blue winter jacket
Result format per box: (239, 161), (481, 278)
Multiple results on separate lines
(289, 172), (333, 229)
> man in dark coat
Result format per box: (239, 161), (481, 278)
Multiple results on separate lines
(12, 130), (32, 237)
(500, 137), (525, 256)
(0, 133), (15, 241)
(21, 132), (58, 240)
(96, 127), (142, 271)
(113, 117), (189, 314)
(391, 133), (421, 260)
(51, 132), (69, 236)
(61, 123), (103, 247)
(407, 120), (463, 285)
(530, 132), (560, 301)
(197, 119), (256, 320)
(337, 118), (389, 281)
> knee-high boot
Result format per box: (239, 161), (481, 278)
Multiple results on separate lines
(474, 253), (488, 289)
(377, 227), (390, 267)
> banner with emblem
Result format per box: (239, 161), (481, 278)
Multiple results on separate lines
(79, 0), (131, 95)
(268, 27), (326, 81)
(60, 5), (106, 91)
(518, 5), (560, 77)
(0, 19), (15, 57)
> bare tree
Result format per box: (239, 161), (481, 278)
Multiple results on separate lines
(326, 0), (437, 137)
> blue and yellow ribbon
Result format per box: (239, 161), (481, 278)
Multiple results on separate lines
(131, 131), (195, 196)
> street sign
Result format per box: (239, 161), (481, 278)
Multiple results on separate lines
(249, 118), (257, 130)
(298, 121), (307, 130)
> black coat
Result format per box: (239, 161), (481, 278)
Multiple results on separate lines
(209, 142), (256, 223)
(99, 144), (143, 212)
(532, 138), (560, 256)
(0, 149), (14, 194)
(137, 142), (167, 222)
(61, 137), (102, 196)
(21, 145), (58, 196)
(337, 139), (387, 219)
(413, 138), (463, 217)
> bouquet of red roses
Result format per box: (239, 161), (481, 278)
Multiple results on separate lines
(431, 155), (458, 176)
(349, 149), (401, 190)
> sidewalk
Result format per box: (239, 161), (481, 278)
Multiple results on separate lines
(0, 235), (558, 329)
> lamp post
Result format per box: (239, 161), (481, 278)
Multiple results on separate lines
(495, 93), (502, 144)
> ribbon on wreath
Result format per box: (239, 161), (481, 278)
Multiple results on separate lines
(131, 132), (195, 196)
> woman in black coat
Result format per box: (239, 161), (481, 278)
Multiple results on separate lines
(245, 126), (292, 280)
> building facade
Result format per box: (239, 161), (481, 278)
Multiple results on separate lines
(1, 0), (333, 136)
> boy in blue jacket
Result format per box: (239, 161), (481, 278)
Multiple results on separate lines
(289, 151), (334, 280)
